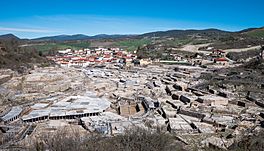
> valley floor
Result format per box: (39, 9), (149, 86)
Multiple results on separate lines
(0, 62), (263, 150)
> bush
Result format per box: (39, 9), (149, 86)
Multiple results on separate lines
(30, 127), (185, 151)
(229, 130), (264, 151)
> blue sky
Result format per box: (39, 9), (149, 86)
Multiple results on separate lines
(0, 0), (263, 38)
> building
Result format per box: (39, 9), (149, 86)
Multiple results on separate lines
(22, 94), (111, 123)
(0, 106), (23, 124)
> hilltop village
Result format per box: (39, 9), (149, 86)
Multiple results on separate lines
(46, 46), (232, 68)
(47, 47), (139, 68)
(0, 45), (264, 150)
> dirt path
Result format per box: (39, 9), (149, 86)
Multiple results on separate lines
(175, 44), (261, 54)
(174, 43), (212, 54)
(223, 45), (261, 52)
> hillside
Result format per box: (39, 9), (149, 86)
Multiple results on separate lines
(140, 28), (232, 38)
(32, 34), (134, 41)
(136, 28), (264, 52)
(31, 28), (236, 42)
(243, 27), (264, 38)
(33, 34), (90, 41)
(0, 37), (52, 71)
(26, 27), (264, 48)
(2, 26), (264, 58)
(0, 34), (20, 40)
(28, 41), (91, 54)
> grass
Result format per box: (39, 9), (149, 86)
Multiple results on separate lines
(164, 38), (210, 47)
(30, 41), (91, 53)
(164, 38), (192, 47)
(246, 28), (264, 38)
(114, 39), (152, 52)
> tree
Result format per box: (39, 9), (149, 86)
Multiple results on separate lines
(38, 51), (43, 57)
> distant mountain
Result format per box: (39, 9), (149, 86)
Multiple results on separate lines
(0, 34), (20, 40)
(32, 29), (233, 42)
(32, 34), (135, 41)
(140, 28), (232, 38)
(238, 28), (259, 33)
(1, 26), (264, 42)
(32, 34), (90, 41)
(90, 34), (136, 39)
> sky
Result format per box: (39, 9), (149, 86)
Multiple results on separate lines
(0, 0), (263, 38)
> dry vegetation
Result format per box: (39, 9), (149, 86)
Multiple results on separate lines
(4, 128), (259, 151)
(0, 39), (53, 71)
(27, 127), (185, 151)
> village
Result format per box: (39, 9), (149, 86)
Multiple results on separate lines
(1, 0), (264, 149)
(46, 47), (140, 68)
(45, 46), (232, 68)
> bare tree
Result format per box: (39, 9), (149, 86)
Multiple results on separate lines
(29, 126), (185, 151)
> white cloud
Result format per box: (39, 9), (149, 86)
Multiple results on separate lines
(0, 27), (56, 33)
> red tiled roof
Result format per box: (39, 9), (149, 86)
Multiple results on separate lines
(104, 54), (111, 58)
(215, 58), (228, 61)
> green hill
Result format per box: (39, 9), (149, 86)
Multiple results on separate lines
(244, 27), (264, 38)
(30, 41), (91, 53)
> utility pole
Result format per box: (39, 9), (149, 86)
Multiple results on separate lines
(261, 45), (264, 59)
(153, 33), (156, 44)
